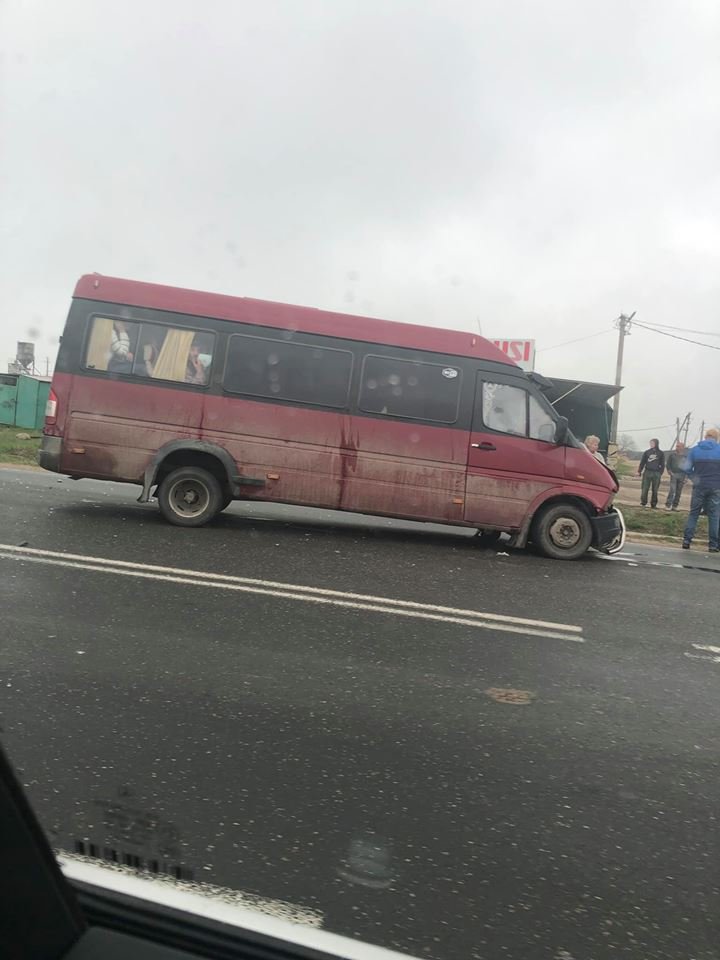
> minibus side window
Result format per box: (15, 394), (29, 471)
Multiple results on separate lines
(482, 382), (526, 435)
(482, 382), (556, 442)
(359, 356), (461, 423)
(528, 393), (556, 442)
(84, 316), (215, 386)
(224, 334), (353, 408)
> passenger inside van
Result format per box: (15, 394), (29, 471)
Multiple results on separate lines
(108, 321), (136, 374)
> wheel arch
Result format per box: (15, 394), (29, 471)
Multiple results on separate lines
(516, 491), (598, 548)
(137, 441), (240, 503)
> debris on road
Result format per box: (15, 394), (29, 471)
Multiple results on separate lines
(485, 688), (535, 705)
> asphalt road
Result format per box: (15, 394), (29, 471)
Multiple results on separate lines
(1, 467), (719, 959)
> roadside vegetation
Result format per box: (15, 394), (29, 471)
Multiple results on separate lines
(0, 425), (42, 465)
(620, 504), (703, 540)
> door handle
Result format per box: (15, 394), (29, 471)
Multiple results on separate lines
(471, 442), (496, 450)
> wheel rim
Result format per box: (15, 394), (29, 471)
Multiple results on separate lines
(168, 478), (210, 518)
(548, 516), (582, 550)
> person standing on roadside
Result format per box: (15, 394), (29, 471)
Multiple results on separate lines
(665, 441), (687, 510)
(682, 428), (720, 553)
(638, 438), (665, 508)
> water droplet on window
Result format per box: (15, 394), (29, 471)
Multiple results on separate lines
(270, 383), (281, 393)
(408, 376), (418, 387)
(367, 379), (377, 390)
(392, 386), (403, 396)
(267, 353), (279, 365)
(388, 374), (401, 386)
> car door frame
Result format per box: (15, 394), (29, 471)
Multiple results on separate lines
(464, 370), (566, 530)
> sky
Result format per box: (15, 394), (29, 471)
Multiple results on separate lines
(1, 0), (719, 448)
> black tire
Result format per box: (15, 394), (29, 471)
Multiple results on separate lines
(157, 466), (223, 527)
(475, 529), (502, 547)
(531, 503), (592, 560)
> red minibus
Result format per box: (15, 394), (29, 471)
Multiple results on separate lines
(40, 274), (624, 559)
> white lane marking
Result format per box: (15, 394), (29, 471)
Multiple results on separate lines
(0, 549), (583, 642)
(0, 542), (582, 635)
(684, 652), (720, 664)
(692, 644), (720, 654)
(600, 554), (685, 570)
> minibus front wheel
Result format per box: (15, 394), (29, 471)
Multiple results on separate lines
(158, 466), (223, 527)
(531, 502), (592, 560)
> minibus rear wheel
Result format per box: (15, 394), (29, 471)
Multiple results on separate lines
(158, 466), (223, 527)
(531, 502), (592, 560)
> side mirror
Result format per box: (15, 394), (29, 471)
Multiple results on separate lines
(554, 416), (569, 445)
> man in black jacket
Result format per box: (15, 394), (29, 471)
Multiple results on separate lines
(638, 438), (665, 508)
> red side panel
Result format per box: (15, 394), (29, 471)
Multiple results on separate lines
(202, 395), (466, 521)
(465, 432), (567, 529)
(59, 377), (202, 481)
(52, 373), (468, 522)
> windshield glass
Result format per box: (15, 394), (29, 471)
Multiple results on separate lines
(1, 3), (718, 958)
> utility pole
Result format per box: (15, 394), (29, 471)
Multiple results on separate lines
(609, 312), (635, 443)
(674, 413), (690, 447)
(683, 414), (691, 447)
(698, 420), (705, 443)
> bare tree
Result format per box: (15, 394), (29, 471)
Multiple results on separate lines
(618, 433), (637, 452)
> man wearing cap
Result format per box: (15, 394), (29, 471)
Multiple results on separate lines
(682, 428), (720, 553)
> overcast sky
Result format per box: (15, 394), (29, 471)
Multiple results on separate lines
(1, 0), (718, 446)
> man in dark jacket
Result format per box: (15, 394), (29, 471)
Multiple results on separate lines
(665, 441), (687, 510)
(682, 428), (720, 552)
(638, 438), (665, 508)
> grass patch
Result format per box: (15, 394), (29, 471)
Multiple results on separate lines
(0, 424), (42, 465)
(621, 504), (704, 539)
(613, 459), (635, 478)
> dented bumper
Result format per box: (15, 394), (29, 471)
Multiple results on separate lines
(591, 507), (625, 554)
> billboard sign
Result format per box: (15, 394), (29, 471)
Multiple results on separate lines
(491, 338), (536, 371)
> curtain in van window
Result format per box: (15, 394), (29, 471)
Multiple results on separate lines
(152, 329), (195, 382)
(85, 317), (115, 371)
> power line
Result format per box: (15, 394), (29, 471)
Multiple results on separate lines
(633, 320), (720, 351)
(618, 424), (675, 432)
(636, 320), (720, 337)
(536, 328), (613, 353)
